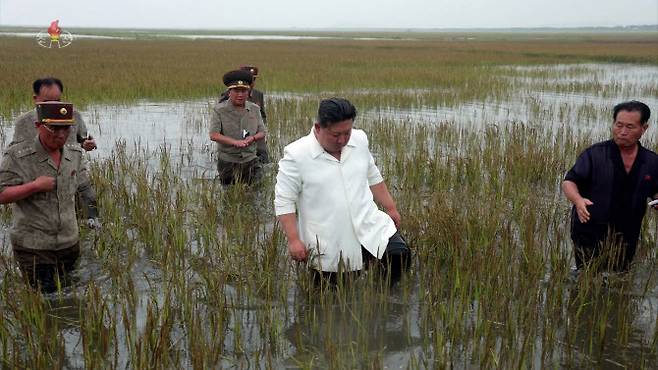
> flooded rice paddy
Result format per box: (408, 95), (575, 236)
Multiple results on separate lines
(1, 63), (658, 368)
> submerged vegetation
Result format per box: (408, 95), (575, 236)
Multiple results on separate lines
(0, 31), (657, 368)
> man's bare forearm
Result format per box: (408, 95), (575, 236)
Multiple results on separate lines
(277, 212), (300, 242)
(0, 181), (42, 204)
(278, 211), (310, 261)
(562, 180), (583, 205)
(209, 132), (236, 146)
(370, 181), (397, 212)
(252, 131), (265, 142)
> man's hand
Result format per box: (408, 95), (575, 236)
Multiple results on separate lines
(386, 208), (401, 228)
(233, 139), (250, 148)
(575, 198), (593, 223)
(86, 217), (102, 230)
(0, 176), (55, 204)
(651, 195), (658, 210)
(32, 176), (56, 192)
(288, 239), (309, 262)
(562, 181), (593, 223)
(82, 136), (97, 151)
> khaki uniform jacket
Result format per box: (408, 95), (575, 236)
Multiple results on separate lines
(0, 137), (95, 250)
(11, 110), (89, 147)
(219, 88), (266, 123)
(210, 100), (266, 163)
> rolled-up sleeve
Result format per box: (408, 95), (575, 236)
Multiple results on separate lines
(0, 153), (23, 193)
(209, 109), (222, 135)
(367, 153), (384, 186)
(274, 147), (300, 216)
(364, 134), (384, 186)
(256, 114), (266, 135)
(564, 149), (591, 187)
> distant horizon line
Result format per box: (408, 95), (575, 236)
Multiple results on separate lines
(0, 24), (656, 33)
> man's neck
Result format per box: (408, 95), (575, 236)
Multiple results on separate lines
(39, 137), (62, 167)
(231, 101), (245, 110)
(313, 131), (341, 160)
(327, 151), (341, 161)
(618, 142), (639, 156)
(617, 142), (640, 174)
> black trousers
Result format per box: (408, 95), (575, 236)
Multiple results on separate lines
(256, 143), (270, 164)
(216, 158), (261, 185)
(312, 232), (411, 286)
(13, 243), (80, 293)
(572, 232), (636, 272)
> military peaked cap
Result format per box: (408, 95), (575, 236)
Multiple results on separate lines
(36, 102), (75, 126)
(223, 70), (253, 89)
(239, 64), (259, 77)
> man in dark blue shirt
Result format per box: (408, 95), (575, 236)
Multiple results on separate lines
(563, 101), (658, 272)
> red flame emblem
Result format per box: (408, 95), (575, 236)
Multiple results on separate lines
(48, 20), (61, 40)
(36, 19), (72, 48)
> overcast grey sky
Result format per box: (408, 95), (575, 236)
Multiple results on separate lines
(1, 0), (657, 29)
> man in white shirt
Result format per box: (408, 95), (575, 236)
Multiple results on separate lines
(275, 98), (410, 284)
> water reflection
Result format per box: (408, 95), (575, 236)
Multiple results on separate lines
(562, 272), (658, 368)
(283, 275), (423, 368)
(366, 64), (658, 141)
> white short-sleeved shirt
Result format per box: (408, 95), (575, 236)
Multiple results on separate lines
(274, 128), (397, 272)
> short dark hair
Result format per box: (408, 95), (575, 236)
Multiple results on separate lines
(317, 98), (357, 128)
(32, 77), (64, 96)
(613, 100), (650, 124)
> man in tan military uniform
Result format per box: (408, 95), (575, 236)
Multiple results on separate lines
(210, 70), (266, 185)
(0, 102), (97, 293)
(219, 65), (270, 163)
(11, 77), (97, 151)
